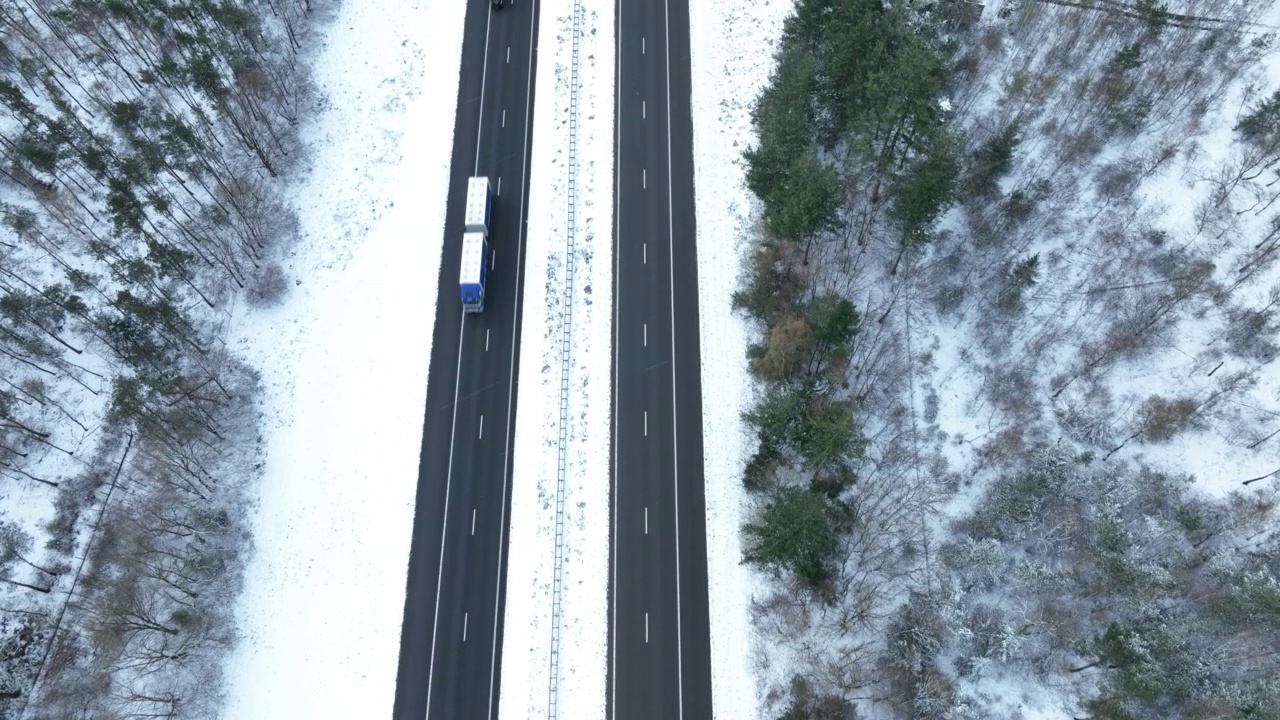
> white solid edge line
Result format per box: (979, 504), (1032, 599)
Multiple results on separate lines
(610, 0), (623, 713)
(487, 0), (540, 713)
(662, 0), (685, 713)
(424, 310), (470, 719)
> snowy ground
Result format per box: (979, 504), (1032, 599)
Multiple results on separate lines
(917, 8), (1280, 507)
(734, 1), (1280, 716)
(219, 0), (462, 715)
(687, 0), (794, 715)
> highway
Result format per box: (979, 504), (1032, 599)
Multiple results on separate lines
(609, 0), (715, 714)
(391, 0), (540, 716)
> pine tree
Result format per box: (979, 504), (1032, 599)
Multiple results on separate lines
(743, 486), (841, 588)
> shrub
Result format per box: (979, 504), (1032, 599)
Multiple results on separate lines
(777, 674), (858, 720)
(732, 240), (802, 323)
(752, 313), (815, 380)
(889, 129), (962, 245)
(1224, 305), (1280, 361)
(882, 595), (956, 719)
(743, 442), (781, 492)
(809, 462), (855, 500)
(958, 470), (1052, 542)
(996, 255), (1039, 315)
(760, 152), (842, 243)
(803, 293), (859, 373)
(246, 262), (290, 308)
(964, 123), (1020, 201)
(744, 384), (810, 452)
(1138, 395), (1197, 442)
(795, 396), (863, 471)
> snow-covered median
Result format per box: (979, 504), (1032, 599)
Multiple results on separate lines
(498, 0), (615, 714)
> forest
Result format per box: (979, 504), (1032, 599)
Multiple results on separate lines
(0, 0), (322, 715)
(736, 0), (1280, 717)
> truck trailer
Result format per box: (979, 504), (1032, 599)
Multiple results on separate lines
(459, 231), (488, 313)
(464, 176), (492, 237)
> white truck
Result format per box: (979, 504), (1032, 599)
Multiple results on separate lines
(464, 176), (491, 237)
(460, 177), (491, 313)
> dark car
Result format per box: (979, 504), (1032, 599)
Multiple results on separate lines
(491, 0), (504, 9)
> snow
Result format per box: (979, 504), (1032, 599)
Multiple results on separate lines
(219, 0), (462, 714)
(687, 0), (795, 715)
(900, 3), (1280, 512)
(865, 3), (1280, 716)
(496, 0), (615, 713)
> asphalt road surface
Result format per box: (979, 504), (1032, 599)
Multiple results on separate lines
(391, 0), (540, 717)
(609, 0), (715, 714)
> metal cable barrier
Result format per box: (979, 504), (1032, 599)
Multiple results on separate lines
(547, 2), (584, 716)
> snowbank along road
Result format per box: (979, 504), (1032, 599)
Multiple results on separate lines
(609, 0), (715, 713)
(391, 0), (540, 716)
